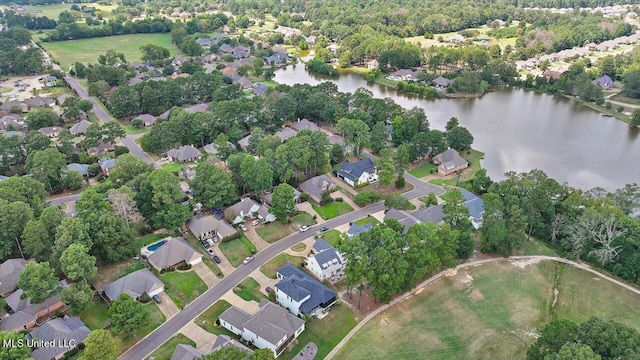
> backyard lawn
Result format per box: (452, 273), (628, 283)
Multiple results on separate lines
(160, 162), (183, 173)
(119, 303), (165, 354)
(196, 300), (236, 336)
(408, 160), (437, 178)
(321, 230), (342, 248)
(160, 271), (208, 308)
(134, 234), (166, 252)
(233, 277), (265, 302)
(282, 304), (360, 360)
(353, 217), (380, 226)
(311, 201), (354, 220)
(219, 234), (257, 267)
(79, 299), (110, 330)
(123, 124), (150, 135)
(260, 253), (305, 279)
(146, 334), (195, 360)
(93, 258), (144, 289)
(40, 33), (181, 72)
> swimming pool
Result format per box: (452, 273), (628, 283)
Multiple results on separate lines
(147, 240), (167, 252)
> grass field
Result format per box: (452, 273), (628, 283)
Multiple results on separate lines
(409, 160), (437, 177)
(610, 92), (640, 106)
(79, 299), (110, 330)
(160, 271), (208, 308)
(160, 162), (183, 173)
(219, 234), (257, 267)
(256, 212), (316, 243)
(291, 211), (317, 225)
(123, 124), (150, 135)
(321, 229), (342, 247)
(40, 33), (181, 71)
(26, 2), (116, 19)
(281, 304), (360, 360)
(311, 201), (354, 220)
(93, 258), (144, 289)
(290, 243), (306, 252)
(335, 260), (640, 360)
(260, 253), (305, 279)
(195, 300), (236, 337)
(147, 333), (195, 360)
(353, 217), (380, 227)
(233, 277), (265, 302)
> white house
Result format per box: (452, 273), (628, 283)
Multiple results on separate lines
(219, 299), (305, 357)
(305, 239), (346, 281)
(337, 157), (378, 187)
(227, 198), (276, 224)
(274, 264), (337, 317)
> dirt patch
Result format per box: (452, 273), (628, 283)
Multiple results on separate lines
(414, 287), (425, 295)
(445, 268), (458, 277)
(341, 286), (385, 317)
(469, 288), (484, 302)
(511, 258), (544, 269)
(452, 271), (474, 291)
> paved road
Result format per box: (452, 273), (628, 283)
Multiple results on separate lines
(119, 175), (443, 360)
(326, 255), (640, 359)
(47, 193), (81, 205)
(120, 135), (157, 166)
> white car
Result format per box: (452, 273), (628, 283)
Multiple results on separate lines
(243, 256), (254, 264)
(240, 224), (248, 231)
(251, 220), (260, 226)
(299, 225), (311, 232)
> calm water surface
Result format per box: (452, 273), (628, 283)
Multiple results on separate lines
(274, 65), (640, 190)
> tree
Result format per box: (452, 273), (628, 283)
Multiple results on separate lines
(26, 148), (66, 193)
(241, 157), (273, 193)
(442, 189), (474, 259)
(445, 117), (460, 131)
(0, 200), (33, 259)
(109, 153), (153, 185)
(377, 149), (395, 185)
(369, 122), (389, 154)
(80, 330), (120, 360)
(632, 109), (640, 127)
(569, 211), (623, 265)
(0, 331), (31, 360)
(25, 107), (59, 130)
(336, 118), (370, 155)
(545, 343), (601, 360)
(22, 219), (49, 261)
(136, 169), (192, 229)
(18, 262), (59, 315)
(140, 44), (170, 61)
(89, 214), (135, 263)
(63, 281), (93, 315)
(426, 130), (447, 155)
(191, 163), (237, 208)
(446, 126), (474, 152)
(108, 294), (149, 339)
(107, 187), (142, 227)
(101, 122), (126, 144)
(330, 143), (344, 165)
(60, 243), (96, 284)
(25, 132), (51, 153)
(470, 168), (492, 195)
(271, 183), (296, 223)
(384, 193), (413, 210)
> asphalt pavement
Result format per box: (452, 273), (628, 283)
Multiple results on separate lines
(119, 175), (443, 360)
(47, 193), (81, 206)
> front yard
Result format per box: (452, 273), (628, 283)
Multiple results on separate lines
(233, 277), (265, 302)
(219, 234), (257, 267)
(260, 253), (305, 279)
(256, 212), (317, 243)
(321, 230), (343, 248)
(353, 217), (380, 226)
(195, 300), (236, 336)
(146, 334), (195, 360)
(311, 201), (354, 220)
(408, 160), (437, 177)
(160, 270), (208, 308)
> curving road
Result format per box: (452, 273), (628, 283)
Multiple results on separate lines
(47, 193), (81, 206)
(119, 174), (443, 360)
(325, 255), (640, 359)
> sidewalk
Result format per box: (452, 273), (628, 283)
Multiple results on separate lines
(192, 262), (219, 288)
(179, 322), (217, 353)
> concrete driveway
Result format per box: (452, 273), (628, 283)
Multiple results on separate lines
(212, 247), (235, 275)
(156, 292), (180, 319)
(244, 225), (270, 251)
(178, 322), (217, 353)
(249, 269), (277, 295)
(296, 202), (325, 224)
(192, 262), (219, 288)
(220, 291), (259, 314)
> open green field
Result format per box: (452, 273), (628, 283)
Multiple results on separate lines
(146, 334), (195, 360)
(408, 160), (436, 178)
(26, 2), (116, 19)
(219, 234), (257, 267)
(233, 277), (265, 302)
(260, 253), (305, 279)
(195, 300), (236, 336)
(281, 304), (360, 360)
(79, 299), (110, 330)
(335, 260), (640, 360)
(405, 23), (519, 50)
(255, 222), (291, 243)
(160, 271), (208, 308)
(93, 258), (144, 289)
(311, 200), (354, 220)
(40, 33), (181, 71)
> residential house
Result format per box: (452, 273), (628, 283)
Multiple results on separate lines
(232, 47), (250, 59)
(237, 134), (251, 150)
(0, 114), (26, 132)
(2, 131), (26, 138)
(264, 52), (288, 66)
(69, 119), (92, 135)
(328, 135), (345, 146)
(28, 316), (90, 360)
(188, 215), (237, 240)
(221, 66), (237, 76)
(43, 75), (58, 87)
(459, 188), (484, 229)
(593, 75), (614, 90)
(366, 59), (379, 69)
(170, 344), (203, 360)
(254, 83), (268, 96)
(38, 126), (61, 138)
(228, 74), (253, 89)
(25, 96), (55, 109)
(543, 70), (563, 81)
(103, 268), (164, 302)
(218, 299), (305, 357)
(274, 127), (298, 142)
(147, 237), (203, 271)
(445, 34), (466, 43)
(275, 264), (337, 316)
(411, 204), (446, 224)
(99, 158), (116, 176)
(0, 280), (69, 331)
(291, 118), (320, 132)
(159, 109), (171, 120)
(227, 198), (276, 224)
(219, 43), (234, 53)
(432, 76), (453, 88)
(0, 101), (28, 113)
(0, 258), (33, 296)
(166, 145), (202, 163)
(432, 149), (468, 176)
(171, 55), (186, 67)
(346, 222), (372, 237)
(390, 69), (419, 81)
(67, 163), (89, 177)
(305, 35), (317, 46)
(87, 140), (114, 156)
(134, 114), (157, 127)
(185, 103), (208, 114)
(211, 334), (254, 355)
(299, 175), (336, 203)
(383, 208), (420, 234)
(337, 157), (378, 187)
(213, 33), (228, 41)
(56, 94), (74, 105)
(196, 38), (214, 49)
(326, 44), (340, 53)
(266, 188), (301, 205)
(305, 239), (346, 281)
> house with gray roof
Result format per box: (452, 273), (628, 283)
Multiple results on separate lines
(305, 239), (346, 281)
(134, 113), (157, 127)
(69, 119), (92, 135)
(188, 215), (237, 240)
(99, 158), (116, 176)
(593, 75), (614, 90)
(56, 93), (74, 105)
(383, 208), (420, 234)
(170, 344), (202, 360)
(0, 258), (33, 296)
(459, 188), (484, 229)
(87, 140), (114, 156)
(432, 149), (468, 176)
(274, 127), (298, 142)
(219, 299), (305, 357)
(337, 157), (377, 187)
(432, 76), (453, 88)
(1, 280), (69, 331)
(103, 268), (164, 302)
(254, 83), (268, 96)
(227, 198), (275, 224)
(38, 126), (61, 138)
(25, 96), (55, 109)
(299, 175), (336, 203)
(219, 43), (234, 53)
(291, 118), (320, 132)
(411, 204), (446, 224)
(148, 237), (203, 271)
(166, 145), (202, 163)
(347, 222), (372, 237)
(275, 264), (337, 316)
(67, 163), (89, 177)
(211, 334), (254, 355)
(2, 131), (26, 138)
(236, 134), (252, 150)
(185, 103), (208, 114)
(28, 316), (90, 360)
(0, 101), (28, 113)
(228, 74), (253, 89)
(390, 69), (419, 81)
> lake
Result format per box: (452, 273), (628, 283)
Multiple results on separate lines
(274, 65), (640, 190)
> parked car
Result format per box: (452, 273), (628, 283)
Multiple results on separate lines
(299, 225), (311, 232)
(207, 239), (214, 246)
(202, 241), (211, 249)
(212, 235), (219, 243)
(265, 286), (273, 293)
(243, 256), (254, 264)
(207, 248), (214, 255)
(320, 226), (328, 232)
(152, 295), (162, 303)
(213, 255), (221, 264)
(251, 220), (260, 226)
(240, 224), (248, 231)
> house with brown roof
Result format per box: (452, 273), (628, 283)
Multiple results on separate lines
(291, 118), (320, 132)
(299, 175), (336, 203)
(432, 149), (468, 176)
(25, 96), (55, 109)
(134, 114), (156, 127)
(38, 126), (61, 138)
(0, 280), (69, 331)
(87, 140), (114, 156)
(69, 119), (92, 136)
(166, 145), (202, 163)
(274, 127), (298, 142)
(367, 59), (379, 69)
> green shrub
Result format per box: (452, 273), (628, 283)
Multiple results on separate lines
(320, 191), (334, 205)
(354, 190), (381, 206)
(221, 231), (241, 242)
(177, 263), (192, 271)
(335, 197), (343, 202)
(605, 102), (612, 109)
(617, 105), (625, 112)
(139, 293), (151, 303)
